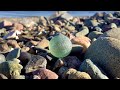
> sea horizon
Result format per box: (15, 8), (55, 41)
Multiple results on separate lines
(0, 11), (114, 18)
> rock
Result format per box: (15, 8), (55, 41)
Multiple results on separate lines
(11, 75), (25, 79)
(84, 19), (99, 27)
(25, 55), (47, 73)
(91, 38), (97, 43)
(0, 58), (23, 78)
(0, 54), (6, 64)
(94, 26), (103, 32)
(79, 59), (109, 79)
(53, 25), (61, 32)
(76, 26), (89, 36)
(21, 46), (30, 52)
(36, 38), (49, 49)
(20, 19), (37, 28)
(30, 40), (39, 46)
(13, 23), (24, 31)
(6, 48), (21, 61)
(84, 28), (120, 78)
(0, 73), (8, 79)
(70, 44), (83, 55)
(109, 23), (117, 29)
(63, 56), (81, 69)
(61, 68), (76, 79)
(0, 20), (13, 29)
(7, 40), (20, 48)
(53, 56), (81, 71)
(88, 31), (103, 40)
(19, 52), (31, 66)
(68, 70), (91, 79)
(58, 66), (68, 78)
(71, 36), (91, 53)
(3, 30), (21, 40)
(64, 26), (75, 32)
(0, 28), (6, 35)
(98, 28), (120, 40)
(0, 43), (11, 53)
(53, 59), (64, 70)
(60, 12), (73, 21)
(55, 20), (63, 26)
(32, 68), (58, 79)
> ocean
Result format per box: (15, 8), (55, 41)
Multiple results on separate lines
(0, 11), (114, 17)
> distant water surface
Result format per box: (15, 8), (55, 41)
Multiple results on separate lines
(0, 11), (114, 17)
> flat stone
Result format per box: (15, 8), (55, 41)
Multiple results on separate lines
(32, 68), (58, 79)
(60, 13), (73, 21)
(19, 52), (31, 66)
(25, 55), (47, 73)
(0, 20), (13, 29)
(0, 73), (8, 79)
(6, 48), (21, 61)
(3, 30), (21, 40)
(0, 54), (6, 64)
(36, 38), (49, 49)
(79, 59), (109, 79)
(7, 40), (20, 48)
(0, 43), (11, 54)
(13, 23), (24, 31)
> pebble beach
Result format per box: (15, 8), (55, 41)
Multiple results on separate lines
(0, 11), (120, 79)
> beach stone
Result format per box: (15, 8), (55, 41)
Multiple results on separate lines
(55, 20), (63, 26)
(109, 23), (117, 29)
(13, 23), (24, 31)
(53, 56), (81, 71)
(19, 52), (31, 66)
(39, 16), (48, 26)
(0, 20), (13, 28)
(63, 56), (81, 69)
(0, 43), (11, 53)
(32, 68), (58, 79)
(53, 25), (61, 32)
(68, 70), (91, 79)
(30, 40), (39, 46)
(7, 40), (20, 48)
(3, 30), (21, 39)
(70, 44), (83, 55)
(0, 28), (6, 35)
(0, 73), (8, 79)
(36, 38), (49, 49)
(21, 46), (30, 52)
(88, 31), (103, 40)
(0, 54), (6, 64)
(60, 12), (73, 21)
(76, 26), (89, 36)
(84, 19), (99, 27)
(64, 26), (75, 32)
(79, 59), (109, 79)
(91, 38), (97, 43)
(58, 66), (68, 78)
(21, 19), (37, 28)
(71, 36), (91, 53)
(94, 26), (103, 32)
(62, 68), (77, 79)
(11, 75), (25, 79)
(0, 58), (23, 78)
(6, 48), (21, 61)
(53, 59), (64, 70)
(25, 55), (47, 73)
